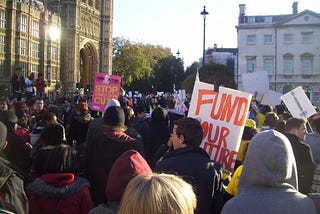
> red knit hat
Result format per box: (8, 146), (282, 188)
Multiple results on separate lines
(106, 150), (152, 201)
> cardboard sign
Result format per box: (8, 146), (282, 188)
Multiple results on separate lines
(91, 73), (121, 112)
(242, 71), (269, 95)
(261, 90), (283, 107)
(281, 86), (316, 119)
(188, 81), (252, 172)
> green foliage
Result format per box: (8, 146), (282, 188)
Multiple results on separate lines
(199, 63), (235, 90)
(182, 74), (197, 95)
(112, 37), (184, 93)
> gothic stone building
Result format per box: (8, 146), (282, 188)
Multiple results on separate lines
(0, 0), (113, 96)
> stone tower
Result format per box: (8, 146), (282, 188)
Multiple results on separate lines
(47, 0), (113, 92)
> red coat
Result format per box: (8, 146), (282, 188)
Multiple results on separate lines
(27, 173), (93, 214)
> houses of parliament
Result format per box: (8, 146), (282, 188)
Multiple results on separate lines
(0, 0), (113, 96)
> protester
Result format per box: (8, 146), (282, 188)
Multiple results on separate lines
(118, 173), (197, 214)
(27, 144), (93, 214)
(34, 73), (46, 98)
(32, 123), (66, 179)
(122, 106), (145, 155)
(305, 112), (320, 165)
(25, 73), (35, 100)
(90, 150), (152, 214)
(221, 130), (316, 214)
(154, 117), (224, 214)
(0, 110), (32, 178)
(11, 67), (25, 100)
(285, 117), (315, 194)
(67, 101), (93, 146)
(0, 97), (10, 111)
(166, 96), (185, 132)
(144, 107), (170, 167)
(85, 106), (143, 205)
(0, 121), (29, 214)
(133, 105), (150, 145)
(260, 112), (279, 131)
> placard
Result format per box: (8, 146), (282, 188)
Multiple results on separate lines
(188, 81), (252, 172)
(91, 73), (121, 112)
(281, 86), (316, 119)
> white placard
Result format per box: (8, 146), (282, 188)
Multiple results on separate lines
(261, 90), (283, 107)
(188, 81), (252, 172)
(281, 86), (316, 119)
(242, 71), (269, 95)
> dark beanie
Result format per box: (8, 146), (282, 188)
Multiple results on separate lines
(104, 106), (125, 126)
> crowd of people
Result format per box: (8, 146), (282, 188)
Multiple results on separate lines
(0, 83), (320, 213)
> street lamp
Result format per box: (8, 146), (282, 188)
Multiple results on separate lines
(176, 50), (180, 58)
(200, 6), (209, 67)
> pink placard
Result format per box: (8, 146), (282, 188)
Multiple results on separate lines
(91, 73), (121, 112)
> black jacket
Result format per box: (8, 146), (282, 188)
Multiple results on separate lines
(154, 146), (224, 214)
(84, 129), (142, 205)
(285, 133), (315, 194)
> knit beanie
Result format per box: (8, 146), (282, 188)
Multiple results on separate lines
(104, 106), (125, 126)
(106, 150), (152, 201)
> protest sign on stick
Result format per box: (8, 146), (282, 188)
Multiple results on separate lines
(188, 81), (252, 172)
(281, 86), (316, 119)
(91, 73), (121, 112)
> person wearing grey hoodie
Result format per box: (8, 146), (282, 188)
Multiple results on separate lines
(222, 130), (316, 214)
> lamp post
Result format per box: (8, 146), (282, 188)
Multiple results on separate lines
(200, 6), (209, 67)
(176, 50), (180, 58)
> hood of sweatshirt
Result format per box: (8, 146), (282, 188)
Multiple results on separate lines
(239, 130), (298, 192)
(106, 150), (152, 201)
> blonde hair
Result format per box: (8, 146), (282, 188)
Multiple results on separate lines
(118, 173), (197, 214)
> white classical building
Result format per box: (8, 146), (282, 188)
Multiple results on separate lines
(236, 2), (320, 105)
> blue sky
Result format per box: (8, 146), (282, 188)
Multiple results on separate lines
(113, 0), (320, 68)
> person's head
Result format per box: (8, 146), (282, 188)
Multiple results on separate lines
(263, 112), (279, 128)
(123, 106), (135, 126)
(35, 98), (44, 112)
(40, 123), (65, 146)
(41, 144), (78, 174)
(15, 109), (29, 128)
(0, 97), (10, 111)
(261, 104), (273, 115)
(118, 173), (197, 214)
(38, 73), (43, 79)
(151, 107), (169, 127)
(42, 111), (57, 126)
(279, 111), (292, 122)
(0, 121), (8, 150)
(76, 102), (88, 115)
(29, 72), (35, 80)
(172, 117), (203, 149)
(242, 119), (259, 141)
(14, 101), (29, 114)
(134, 105), (146, 119)
(106, 150), (152, 202)
(285, 117), (307, 141)
(239, 130), (298, 191)
(16, 67), (21, 74)
(150, 96), (157, 105)
(104, 106), (126, 131)
(166, 96), (177, 110)
(0, 111), (18, 132)
(104, 98), (121, 114)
